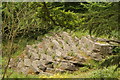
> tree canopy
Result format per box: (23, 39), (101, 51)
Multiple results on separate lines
(2, 2), (119, 40)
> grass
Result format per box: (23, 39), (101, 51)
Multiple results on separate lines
(4, 69), (39, 78)
(90, 65), (120, 78)
(71, 31), (89, 38)
(39, 65), (120, 78)
(3, 64), (119, 78)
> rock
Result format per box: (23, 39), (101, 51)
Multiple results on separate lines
(39, 72), (53, 76)
(59, 62), (76, 71)
(74, 36), (80, 46)
(45, 61), (53, 65)
(10, 32), (115, 75)
(80, 36), (113, 60)
(17, 60), (24, 69)
(24, 58), (31, 67)
(42, 60), (54, 68)
(46, 68), (55, 73)
(91, 53), (102, 61)
(40, 54), (47, 60)
(31, 60), (40, 72)
(18, 66), (30, 74)
(52, 40), (61, 49)
(70, 61), (85, 67)
(62, 32), (78, 53)
(39, 59), (53, 68)
(39, 60), (47, 65)
(38, 64), (47, 72)
(80, 36), (94, 52)
(46, 55), (53, 61)
(26, 45), (39, 60)
(63, 56), (73, 60)
(55, 49), (62, 56)
(46, 64), (54, 68)
(54, 34), (70, 53)
(30, 49), (39, 60)
(52, 62), (58, 68)
(37, 43), (45, 54)
(31, 52), (39, 60)
(40, 54), (53, 61)
(76, 55), (86, 62)
(9, 58), (17, 68)
(46, 47), (54, 56)
(55, 69), (66, 73)
(94, 43), (112, 55)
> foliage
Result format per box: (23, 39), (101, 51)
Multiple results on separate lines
(90, 65), (120, 78)
(5, 69), (39, 78)
(100, 55), (120, 68)
(79, 67), (89, 72)
(2, 2), (119, 40)
(112, 46), (120, 54)
(2, 2), (119, 79)
(80, 2), (119, 38)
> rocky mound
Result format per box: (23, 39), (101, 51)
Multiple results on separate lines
(9, 32), (114, 75)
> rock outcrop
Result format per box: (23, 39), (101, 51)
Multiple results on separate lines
(9, 32), (86, 75)
(80, 36), (113, 61)
(9, 32), (114, 75)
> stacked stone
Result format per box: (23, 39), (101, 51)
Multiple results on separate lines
(80, 36), (113, 61)
(9, 32), (86, 75)
(9, 32), (114, 75)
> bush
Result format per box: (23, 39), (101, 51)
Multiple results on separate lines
(90, 65), (120, 78)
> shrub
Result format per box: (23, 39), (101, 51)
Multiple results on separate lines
(90, 65), (120, 78)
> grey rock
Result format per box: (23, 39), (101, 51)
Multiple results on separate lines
(55, 69), (66, 73)
(24, 58), (31, 67)
(63, 56), (73, 60)
(9, 58), (17, 68)
(94, 43), (112, 55)
(62, 32), (78, 53)
(54, 34), (70, 53)
(52, 61), (59, 68)
(18, 66), (30, 74)
(46, 68), (55, 73)
(57, 39), (71, 53)
(37, 43), (45, 54)
(38, 64), (47, 72)
(31, 60), (40, 72)
(80, 36), (113, 60)
(69, 61), (85, 67)
(76, 55), (86, 62)
(17, 60), (24, 69)
(26, 45), (39, 60)
(59, 62), (76, 71)
(46, 47), (54, 56)
(40, 54), (53, 61)
(91, 53), (102, 61)
(52, 39), (63, 53)
(11, 32), (115, 75)
(46, 64), (54, 68)
(55, 49), (62, 57)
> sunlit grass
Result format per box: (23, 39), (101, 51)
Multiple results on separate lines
(71, 31), (89, 38)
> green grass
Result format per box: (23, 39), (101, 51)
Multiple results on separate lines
(4, 69), (39, 78)
(39, 65), (120, 78)
(90, 65), (120, 78)
(3, 65), (119, 78)
(71, 31), (89, 38)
